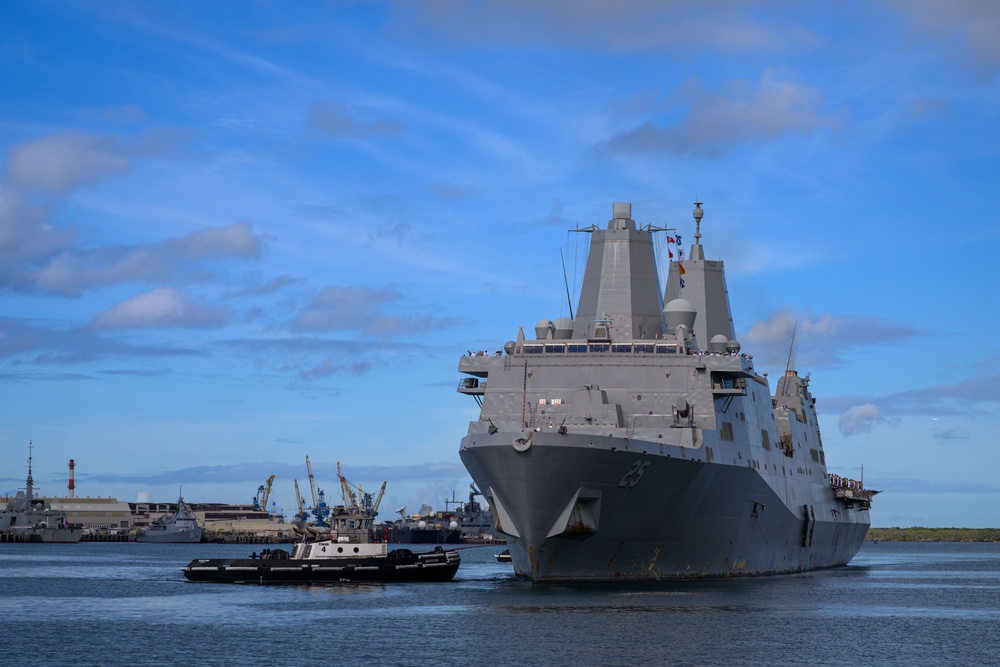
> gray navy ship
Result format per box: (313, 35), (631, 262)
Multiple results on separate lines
(137, 495), (203, 543)
(457, 202), (875, 582)
(1, 443), (83, 543)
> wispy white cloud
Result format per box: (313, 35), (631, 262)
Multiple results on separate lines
(295, 285), (402, 331)
(839, 402), (890, 436)
(216, 335), (384, 382)
(0, 128), (252, 296)
(888, 0), (1000, 73)
(89, 287), (229, 330)
(932, 427), (969, 442)
(0, 316), (202, 364)
(0, 185), (71, 265)
(5, 133), (131, 192)
(598, 72), (839, 156)
(871, 475), (1000, 495)
(307, 99), (404, 139)
(294, 285), (460, 337)
(876, 374), (1000, 416)
(297, 357), (373, 382)
(3, 129), (180, 193)
(74, 104), (148, 125)
(171, 221), (264, 260)
(393, 1), (819, 54)
(741, 309), (919, 368)
(18, 221), (266, 296)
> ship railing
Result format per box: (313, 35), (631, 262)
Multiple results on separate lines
(509, 342), (685, 355)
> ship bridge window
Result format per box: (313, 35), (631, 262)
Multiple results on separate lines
(523, 344), (543, 354)
(544, 344), (566, 353)
(568, 344), (588, 353)
(612, 344), (632, 353)
(589, 344), (610, 353)
(655, 344), (677, 354)
(635, 344), (655, 354)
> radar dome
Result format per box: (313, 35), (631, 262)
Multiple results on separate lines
(535, 319), (554, 340)
(663, 298), (697, 333)
(503, 341), (515, 355)
(449, 521), (459, 530)
(726, 339), (741, 354)
(418, 521), (427, 529)
(709, 334), (729, 354)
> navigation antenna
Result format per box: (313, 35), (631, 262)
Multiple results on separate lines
(560, 248), (574, 321)
(784, 320), (798, 375)
(693, 200), (703, 244)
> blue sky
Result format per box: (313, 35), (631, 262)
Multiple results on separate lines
(2, 1), (998, 527)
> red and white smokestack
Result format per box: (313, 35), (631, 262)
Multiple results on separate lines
(68, 459), (75, 498)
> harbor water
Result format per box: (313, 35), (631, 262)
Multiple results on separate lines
(2, 541), (998, 666)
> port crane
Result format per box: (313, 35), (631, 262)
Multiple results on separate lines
(305, 456), (331, 527)
(252, 474), (275, 512)
(293, 479), (308, 523)
(337, 461), (386, 516)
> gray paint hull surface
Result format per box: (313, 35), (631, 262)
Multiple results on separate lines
(461, 432), (868, 581)
(137, 527), (203, 543)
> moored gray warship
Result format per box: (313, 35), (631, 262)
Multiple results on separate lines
(137, 494), (204, 543)
(1, 443), (83, 543)
(457, 202), (875, 582)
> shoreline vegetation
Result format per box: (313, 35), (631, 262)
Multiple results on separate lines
(866, 527), (1000, 542)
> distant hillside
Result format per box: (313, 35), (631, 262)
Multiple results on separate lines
(866, 527), (1000, 542)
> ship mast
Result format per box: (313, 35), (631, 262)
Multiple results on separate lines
(25, 440), (34, 500)
(663, 201), (736, 346)
(571, 202), (666, 341)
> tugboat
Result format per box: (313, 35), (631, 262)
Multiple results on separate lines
(137, 493), (204, 543)
(182, 466), (461, 584)
(0, 442), (83, 543)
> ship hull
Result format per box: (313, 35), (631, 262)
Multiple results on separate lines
(137, 528), (203, 543)
(0, 526), (84, 543)
(461, 432), (869, 582)
(182, 547), (461, 584)
(381, 527), (463, 544)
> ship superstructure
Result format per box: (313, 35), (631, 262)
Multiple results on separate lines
(457, 202), (874, 582)
(137, 494), (203, 543)
(1, 443), (83, 543)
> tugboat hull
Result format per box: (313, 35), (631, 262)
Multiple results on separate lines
(182, 547), (461, 584)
